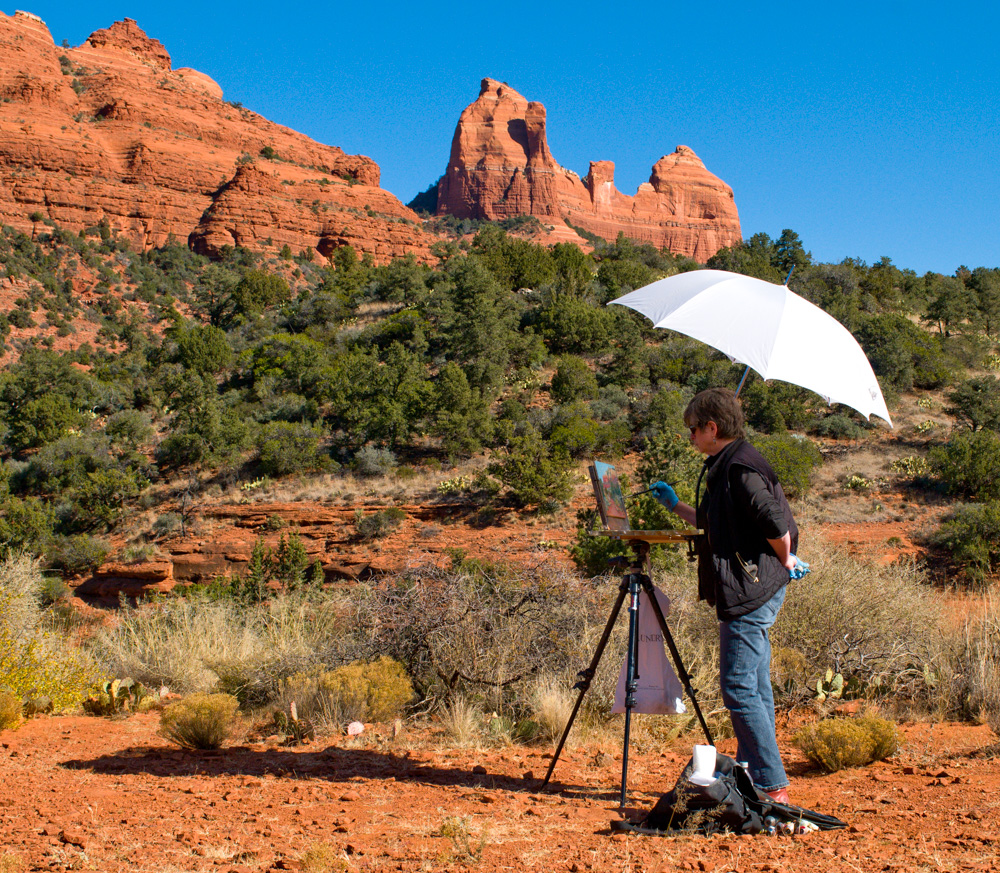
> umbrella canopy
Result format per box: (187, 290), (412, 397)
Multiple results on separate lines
(610, 269), (892, 427)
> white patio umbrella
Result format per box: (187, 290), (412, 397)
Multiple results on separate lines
(610, 269), (892, 427)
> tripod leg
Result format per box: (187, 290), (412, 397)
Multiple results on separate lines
(620, 572), (643, 808)
(541, 578), (629, 789)
(640, 575), (716, 747)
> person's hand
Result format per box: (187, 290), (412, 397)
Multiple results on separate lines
(649, 481), (679, 510)
(789, 554), (810, 580)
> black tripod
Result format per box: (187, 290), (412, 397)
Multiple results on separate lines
(542, 537), (714, 807)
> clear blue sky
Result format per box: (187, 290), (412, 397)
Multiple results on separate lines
(15, 1), (1000, 275)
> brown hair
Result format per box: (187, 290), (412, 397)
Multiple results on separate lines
(684, 388), (746, 440)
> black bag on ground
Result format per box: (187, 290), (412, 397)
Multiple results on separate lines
(632, 751), (847, 835)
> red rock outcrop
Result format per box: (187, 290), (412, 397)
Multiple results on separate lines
(0, 11), (433, 262)
(436, 78), (742, 261)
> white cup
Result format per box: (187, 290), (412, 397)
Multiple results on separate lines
(690, 744), (718, 785)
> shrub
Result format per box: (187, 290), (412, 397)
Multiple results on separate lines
(155, 432), (206, 470)
(160, 692), (239, 749)
(355, 508), (405, 541)
(4, 393), (85, 452)
(793, 713), (900, 772)
(257, 421), (326, 478)
(105, 409), (153, 450)
(0, 688), (22, 730)
(0, 496), (55, 558)
(591, 384), (631, 422)
(45, 534), (109, 573)
(274, 533), (311, 590)
(751, 433), (822, 499)
(810, 413), (864, 441)
(232, 269), (290, 316)
(151, 512), (182, 538)
(550, 356), (599, 403)
(285, 657), (414, 726)
(121, 542), (157, 564)
(73, 466), (150, 529)
(931, 430), (1000, 499)
(933, 502), (1000, 583)
(0, 554), (95, 710)
(351, 564), (608, 717)
(548, 402), (627, 459)
(351, 445), (397, 478)
(945, 376), (1000, 432)
(855, 313), (955, 392)
(487, 430), (575, 509)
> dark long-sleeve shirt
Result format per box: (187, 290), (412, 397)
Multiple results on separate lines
(730, 467), (788, 540)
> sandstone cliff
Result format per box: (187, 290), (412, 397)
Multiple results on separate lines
(0, 11), (432, 261)
(435, 78), (742, 261)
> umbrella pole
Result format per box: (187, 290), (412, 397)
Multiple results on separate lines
(735, 266), (794, 400)
(734, 366), (751, 398)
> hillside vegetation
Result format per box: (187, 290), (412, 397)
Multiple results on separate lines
(2, 219), (1000, 732)
(1, 221), (998, 582)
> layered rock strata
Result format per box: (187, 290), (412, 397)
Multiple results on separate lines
(0, 12), (432, 261)
(436, 78), (742, 261)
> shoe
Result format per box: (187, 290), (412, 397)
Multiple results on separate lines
(765, 787), (790, 804)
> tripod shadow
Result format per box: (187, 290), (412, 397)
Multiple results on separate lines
(59, 743), (620, 799)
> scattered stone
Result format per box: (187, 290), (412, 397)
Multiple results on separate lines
(347, 721), (364, 736)
(59, 827), (87, 849)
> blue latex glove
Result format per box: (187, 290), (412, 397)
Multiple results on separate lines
(789, 554), (810, 580)
(649, 481), (679, 510)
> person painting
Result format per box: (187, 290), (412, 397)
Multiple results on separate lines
(648, 387), (808, 804)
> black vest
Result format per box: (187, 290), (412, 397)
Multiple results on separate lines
(694, 439), (799, 621)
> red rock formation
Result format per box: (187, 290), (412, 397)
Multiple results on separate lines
(0, 11), (433, 262)
(436, 79), (742, 261)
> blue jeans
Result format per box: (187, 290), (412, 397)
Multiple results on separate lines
(719, 585), (788, 792)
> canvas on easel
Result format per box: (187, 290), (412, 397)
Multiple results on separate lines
(590, 460), (629, 531)
(588, 461), (700, 543)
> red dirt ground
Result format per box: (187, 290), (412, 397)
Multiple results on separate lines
(2, 712), (999, 872)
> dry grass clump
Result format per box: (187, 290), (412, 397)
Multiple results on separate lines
(529, 675), (575, 743)
(771, 537), (939, 708)
(0, 554), (96, 710)
(0, 554), (42, 639)
(438, 815), (489, 863)
(299, 842), (350, 873)
(0, 688), (22, 731)
(89, 592), (352, 704)
(440, 695), (483, 746)
(0, 853), (26, 873)
(160, 692), (239, 750)
(793, 712), (900, 772)
(939, 593), (1000, 733)
(280, 656), (414, 729)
